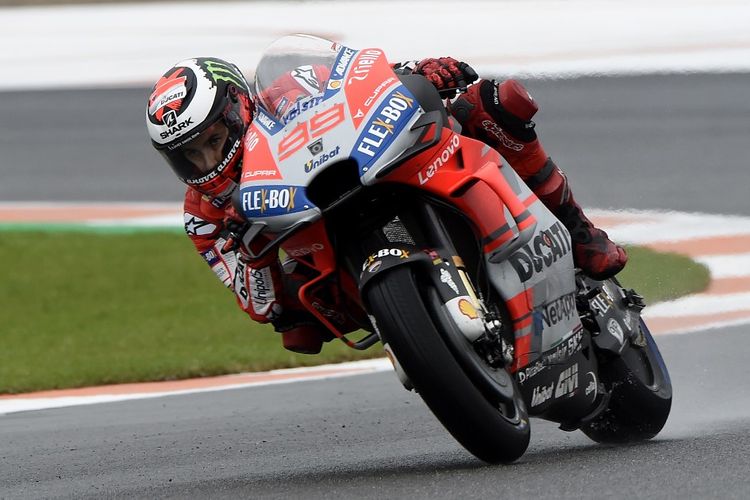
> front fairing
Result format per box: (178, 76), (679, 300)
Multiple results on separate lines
(239, 35), (425, 233)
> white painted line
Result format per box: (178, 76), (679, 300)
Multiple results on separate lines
(644, 291), (750, 317)
(695, 253), (750, 279)
(0, 359), (392, 416)
(603, 211), (750, 245)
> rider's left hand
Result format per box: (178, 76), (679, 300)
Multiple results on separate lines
(414, 57), (479, 98)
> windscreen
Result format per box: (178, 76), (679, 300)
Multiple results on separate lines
(254, 34), (339, 121)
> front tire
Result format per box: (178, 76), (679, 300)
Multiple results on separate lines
(581, 319), (672, 443)
(366, 266), (530, 463)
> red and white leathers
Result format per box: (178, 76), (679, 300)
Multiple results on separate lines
(183, 188), (284, 323)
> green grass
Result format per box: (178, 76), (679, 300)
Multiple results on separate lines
(0, 232), (709, 394)
(617, 245), (710, 303)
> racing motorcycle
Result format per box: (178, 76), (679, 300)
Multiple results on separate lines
(231, 34), (672, 463)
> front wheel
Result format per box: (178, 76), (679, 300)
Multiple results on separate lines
(366, 266), (530, 463)
(581, 319), (672, 443)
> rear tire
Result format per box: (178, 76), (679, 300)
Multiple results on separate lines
(366, 266), (530, 463)
(581, 319), (672, 443)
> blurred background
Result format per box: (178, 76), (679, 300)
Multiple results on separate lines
(0, 0), (748, 213)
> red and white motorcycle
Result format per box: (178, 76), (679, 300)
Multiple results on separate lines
(231, 34), (672, 463)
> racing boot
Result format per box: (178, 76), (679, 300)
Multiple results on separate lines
(272, 259), (362, 354)
(530, 160), (628, 280)
(272, 260), (335, 354)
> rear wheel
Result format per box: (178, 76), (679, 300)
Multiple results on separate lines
(581, 319), (672, 443)
(366, 266), (530, 463)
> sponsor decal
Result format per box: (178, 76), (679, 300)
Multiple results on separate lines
(361, 248), (410, 272)
(243, 168), (282, 181)
(327, 80), (342, 90)
(291, 65), (321, 94)
(148, 67), (187, 123)
(212, 261), (232, 287)
(307, 138), (324, 155)
(585, 371), (598, 400)
(274, 97), (289, 117)
(281, 96), (324, 124)
(542, 292), (576, 328)
(278, 103), (346, 161)
(607, 318), (625, 344)
(333, 47), (356, 79)
(440, 268), (460, 295)
(149, 86), (186, 119)
(203, 59), (246, 89)
(363, 76), (397, 108)
(417, 134), (460, 184)
(256, 110), (278, 133)
(163, 110), (177, 127)
(544, 329), (584, 366)
(591, 288), (614, 316)
(481, 120), (524, 152)
(347, 49), (382, 84)
(508, 222), (571, 283)
(555, 363), (579, 398)
(287, 243), (325, 257)
(304, 146), (341, 173)
(186, 138), (241, 185)
(518, 360), (545, 383)
(184, 213), (217, 236)
(202, 193), (230, 209)
(458, 299), (479, 320)
(520, 330), (583, 383)
(159, 113), (194, 140)
(249, 266), (278, 316)
(354, 88), (416, 164)
(234, 260), (250, 308)
(531, 383), (554, 407)
(201, 248), (220, 266)
(241, 185), (309, 216)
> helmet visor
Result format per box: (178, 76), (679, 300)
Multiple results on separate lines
(160, 118), (243, 186)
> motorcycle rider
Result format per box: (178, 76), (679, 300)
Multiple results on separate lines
(146, 54), (627, 355)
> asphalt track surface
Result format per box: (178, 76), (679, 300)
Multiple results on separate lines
(2, 74), (750, 498)
(1, 73), (749, 216)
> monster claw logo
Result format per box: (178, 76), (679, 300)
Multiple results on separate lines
(203, 59), (247, 90)
(148, 68), (187, 123)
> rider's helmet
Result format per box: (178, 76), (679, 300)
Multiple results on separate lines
(146, 57), (253, 199)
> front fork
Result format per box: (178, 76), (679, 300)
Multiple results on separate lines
(359, 203), (515, 380)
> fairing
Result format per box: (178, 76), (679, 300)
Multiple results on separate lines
(239, 34), (581, 373)
(240, 35), (425, 232)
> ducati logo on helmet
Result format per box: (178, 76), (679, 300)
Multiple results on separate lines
(148, 68), (188, 123)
